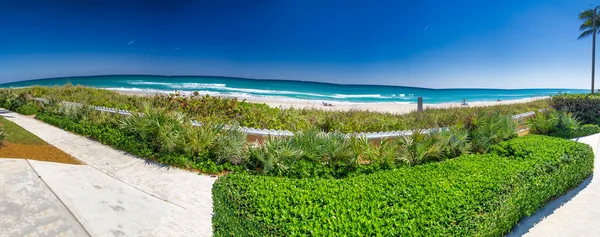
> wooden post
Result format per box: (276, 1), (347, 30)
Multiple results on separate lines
(417, 97), (423, 112)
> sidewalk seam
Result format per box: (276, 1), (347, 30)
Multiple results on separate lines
(87, 163), (189, 211)
(25, 159), (93, 237)
(4, 110), (189, 211)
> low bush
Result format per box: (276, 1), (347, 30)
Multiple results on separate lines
(465, 111), (517, 153)
(213, 135), (594, 236)
(15, 103), (40, 115)
(550, 124), (600, 139)
(551, 93), (600, 125)
(528, 110), (600, 139)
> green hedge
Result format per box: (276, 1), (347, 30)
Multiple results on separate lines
(551, 94), (600, 125)
(213, 135), (594, 236)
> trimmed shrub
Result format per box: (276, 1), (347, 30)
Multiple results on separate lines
(213, 135), (594, 236)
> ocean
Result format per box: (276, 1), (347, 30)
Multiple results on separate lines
(0, 75), (588, 104)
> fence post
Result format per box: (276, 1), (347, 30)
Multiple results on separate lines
(417, 97), (423, 112)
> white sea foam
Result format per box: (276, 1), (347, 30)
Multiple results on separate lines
(165, 83), (329, 97)
(103, 87), (407, 104)
(123, 80), (412, 101)
(169, 83), (227, 89)
(127, 81), (171, 86)
(127, 81), (227, 88)
(103, 87), (172, 94)
(332, 94), (390, 99)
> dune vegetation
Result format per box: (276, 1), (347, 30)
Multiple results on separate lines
(3, 85), (549, 133)
(0, 85), (597, 236)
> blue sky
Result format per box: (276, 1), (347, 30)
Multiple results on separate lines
(0, 0), (596, 88)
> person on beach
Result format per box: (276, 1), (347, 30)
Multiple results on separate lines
(462, 98), (468, 106)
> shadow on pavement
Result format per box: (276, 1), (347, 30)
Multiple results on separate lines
(507, 174), (594, 236)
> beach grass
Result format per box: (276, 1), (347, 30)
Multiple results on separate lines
(1, 85), (550, 133)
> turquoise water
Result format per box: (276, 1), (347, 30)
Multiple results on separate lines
(0, 75), (588, 104)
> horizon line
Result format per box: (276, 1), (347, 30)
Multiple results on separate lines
(0, 74), (590, 91)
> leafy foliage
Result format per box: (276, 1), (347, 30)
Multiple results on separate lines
(119, 103), (187, 153)
(395, 128), (471, 165)
(1, 85), (549, 133)
(578, 9), (600, 40)
(15, 103), (40, 115)
(213, 135), (594, 236)
(528, 109), (600, 139)
(0, 88), (538, 178)
(465, 112), (517, 153)
(551, 93), (600, 125)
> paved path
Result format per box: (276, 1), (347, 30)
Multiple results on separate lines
(0, 109), (216, 236)
(509, 133), (600, 237)
(0, 159), (89, 237)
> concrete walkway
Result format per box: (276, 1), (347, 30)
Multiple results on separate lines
(0, 109), (216, 236)
(0, 159), (89, 237)
(509, 133), (600, 237)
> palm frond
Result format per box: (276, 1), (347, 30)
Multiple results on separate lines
(578, 30), (595, 40)
(578, 8), (600, 40)
(579, 9), (595, 20)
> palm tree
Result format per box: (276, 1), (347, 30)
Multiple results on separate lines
(579, 7), (600, 94)
(579, 9), (600, 40)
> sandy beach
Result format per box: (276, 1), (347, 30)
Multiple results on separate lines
(115, 90), (548, 115)
(243, 96), (548, 114)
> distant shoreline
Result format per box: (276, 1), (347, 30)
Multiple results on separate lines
(0, 75), (582, 105)
(1, 74), (584, 90)
(113, 89), (549, 115)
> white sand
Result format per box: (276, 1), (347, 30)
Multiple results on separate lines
(114, 90), (548, 115)
(245, 96), (548, 114)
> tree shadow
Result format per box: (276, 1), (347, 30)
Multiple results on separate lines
(507, 174), (594, 236)
(143, 158), (172, 170)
